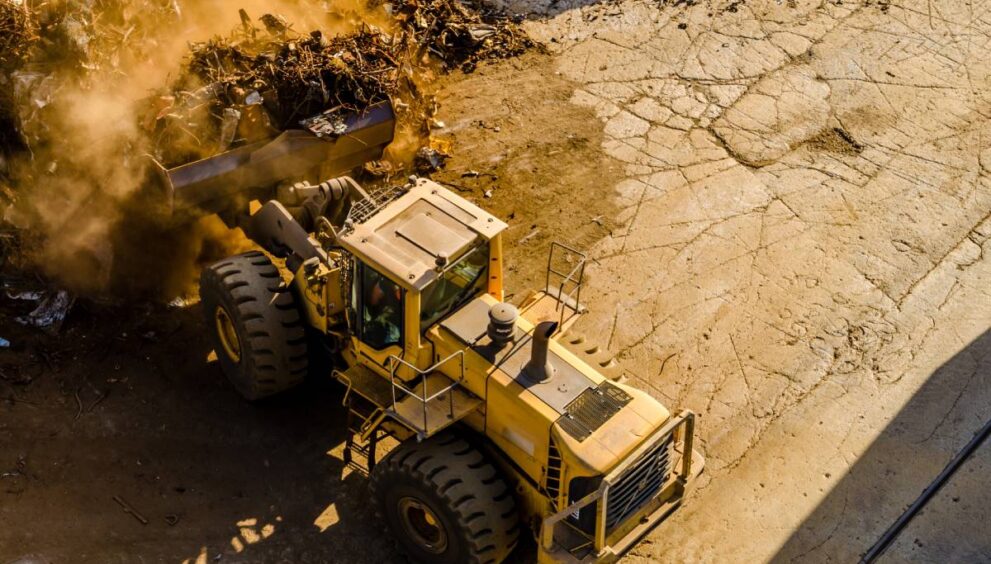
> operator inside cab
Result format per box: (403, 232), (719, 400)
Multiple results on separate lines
(357, 242), (489, 351)
(362, 266), (402, 349)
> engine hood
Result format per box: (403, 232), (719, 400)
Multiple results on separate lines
(436, 296), (671, 475)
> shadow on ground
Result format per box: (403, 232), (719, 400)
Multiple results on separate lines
(0, 303), (386, 563)
(773, 330), (991, 563)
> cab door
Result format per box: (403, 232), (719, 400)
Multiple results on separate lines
(349, 261), (410, 377)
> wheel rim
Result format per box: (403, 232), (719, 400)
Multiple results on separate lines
(397, 497), (448, 554)
(214, 306), (241, 363)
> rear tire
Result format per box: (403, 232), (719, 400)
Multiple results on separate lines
(369, 432), (520, 564)
(199, 251), (308, 401)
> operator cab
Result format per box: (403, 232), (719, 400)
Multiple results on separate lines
(338, 178), (508, 373)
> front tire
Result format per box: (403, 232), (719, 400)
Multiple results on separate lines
(199, 251), (308, 401)
(369, 432), (520, 564)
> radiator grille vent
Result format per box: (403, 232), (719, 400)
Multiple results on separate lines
(557, 381), (632, 441)
(605, 434), (673, 530)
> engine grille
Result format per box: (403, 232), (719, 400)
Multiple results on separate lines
(557, 381), (633, 441)
(604, 433), (673, 530)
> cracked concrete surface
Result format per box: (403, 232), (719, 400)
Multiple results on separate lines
(509, 0), (991, 560)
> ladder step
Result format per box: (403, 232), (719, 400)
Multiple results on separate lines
(335, 364), (394, 409)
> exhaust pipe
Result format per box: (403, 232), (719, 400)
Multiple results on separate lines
(525, 321), (558, 383)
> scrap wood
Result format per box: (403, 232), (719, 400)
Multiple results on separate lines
(73, 383), (108, 420)
(0, 0), (34, 158)
(4, 1), (536, 184)
(112, 495), (149, 525)
(0, 0), (37, 71)
(519, 227), (540, 243)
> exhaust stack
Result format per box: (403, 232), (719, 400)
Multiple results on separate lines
(525, 321), (558, 383)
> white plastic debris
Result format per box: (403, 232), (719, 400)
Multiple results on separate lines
(6, 289), (42, 301)
(0, 337), (10, 348)
(12, 72), (56, 110)
(218, 107), (242, 151)
(244, 90), (263, 105)
(468, 24), (497, 43)
(61, 16), (91, 56)
(16, 290), (74, 332)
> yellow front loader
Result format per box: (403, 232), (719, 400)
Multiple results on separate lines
(163, 103), (704, 563)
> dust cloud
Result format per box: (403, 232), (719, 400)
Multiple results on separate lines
(2, 0), (398, 300)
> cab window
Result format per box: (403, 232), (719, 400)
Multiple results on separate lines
(359, 264), (403, 350)
(420, 243), (489, 333)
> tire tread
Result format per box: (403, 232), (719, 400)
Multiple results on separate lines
(199, 252), (307, 400)
(369, 432), (520, 564)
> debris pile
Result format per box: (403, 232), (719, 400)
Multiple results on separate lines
(151, 0), (533, 168)
(387, 0), (534, 72)
(188, 28), (399, 123)
(152, 22), (413, 167)
(2, 0), (181, 153)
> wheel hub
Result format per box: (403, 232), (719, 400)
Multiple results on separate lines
(397, 496), (448, 554)
(214, 306), (241, 363)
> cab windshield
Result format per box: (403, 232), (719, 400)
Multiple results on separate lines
(420, 243), (489, 333)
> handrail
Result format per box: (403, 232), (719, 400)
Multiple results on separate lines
(545, 241), (588, 327)
(387, 350), (466, 437)
(334, 369), (353, 407)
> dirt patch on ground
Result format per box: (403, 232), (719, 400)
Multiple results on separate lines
(430, 51), (623, 296)
(805, 127), (863, 155)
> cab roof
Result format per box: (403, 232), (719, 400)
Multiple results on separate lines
(339, 178), (507, 291)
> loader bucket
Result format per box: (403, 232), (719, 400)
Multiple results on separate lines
(152, 102), (395, 219)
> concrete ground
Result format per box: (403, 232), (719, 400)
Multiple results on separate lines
(505, 0), (991, 561)
(3, 0), (991, 562)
